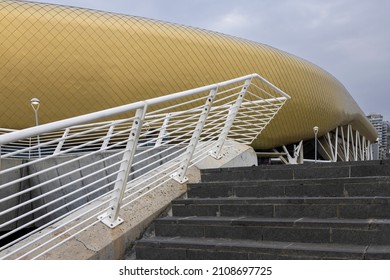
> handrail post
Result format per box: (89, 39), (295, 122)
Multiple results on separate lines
(54, 128), (70, 155)
(209, 78), (252, 159)
(171, 88), (218, 184)
(99, 107), (145, 228)
(28, 137), (32, 159)
(155, 113), (171, 147)
(101, 123), (116, 150)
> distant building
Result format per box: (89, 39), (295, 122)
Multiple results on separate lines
(386, 121), (390, 159)
(367, 113), (389, 159)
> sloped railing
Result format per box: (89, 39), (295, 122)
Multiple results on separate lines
(0, 73), (290, 259)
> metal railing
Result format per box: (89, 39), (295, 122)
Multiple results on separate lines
(0, 73), (290, 259)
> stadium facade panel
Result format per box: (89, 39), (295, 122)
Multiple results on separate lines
(0, 1), (376, 149)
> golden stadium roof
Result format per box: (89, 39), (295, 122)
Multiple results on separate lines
(0, 1), (376, 149)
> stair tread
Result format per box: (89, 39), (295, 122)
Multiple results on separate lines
(136, 236), (390, 256)
(189, 176), (390, 186)
(174, 197), (390, 205)
(200, 161), (390, 182)
(156, 216), (390, 228)
(200, 160), (390, 173)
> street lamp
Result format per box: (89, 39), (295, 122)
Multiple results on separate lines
(313, 126), (319, 163)
(31, 98), (41, 158)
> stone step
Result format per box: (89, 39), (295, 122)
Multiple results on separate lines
(187, 177), (390, 198)
(200, 160), (390, 182)
(136, 161), (390, 260)
(171, 197), (390, 219)
(154, 216), (390, 245)
(135, 236), (390, 260)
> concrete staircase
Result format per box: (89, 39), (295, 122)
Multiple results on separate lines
(135, 160), (390, 259)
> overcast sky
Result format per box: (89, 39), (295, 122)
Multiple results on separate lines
(27, 0), (390, 120)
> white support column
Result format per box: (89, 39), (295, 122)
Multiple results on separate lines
(359, 133), (363, 160)
(317, 137), (332, 160)
(209, 78), (252, 159)
(334, 127), (339, 161)
(355, 130), (360, 161)
(282, 141), (303, 164)
(361, 135), (366, 160)
(155, 113), (171, 147)
(53, 128), (70, 155)
(101, 123), (116, 150)
(294, 141), (304, 163)
(298, 140), (304, 164)
(349, 125), (356, 161)
(171, 89), (218, 184)
(346, 125), (350, 161)
(367, 140), (372, 160)
(365, 138), (370, 160)
(99, 108), (145, 228)
(326, 132), (335, 162)
(282, 145), (294, 164)
(340, 126), (347, 161)
(273, 148), (289, 164)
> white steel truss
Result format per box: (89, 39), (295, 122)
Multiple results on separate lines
(320, 124), (373, 162)
(275, 124), (373, 164)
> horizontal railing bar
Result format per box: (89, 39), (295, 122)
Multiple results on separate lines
(129, 147), (187, 178)
(0, 139), (127, 189)
(6, 118), (133, 160)
(212, 91), (241, 106)
(0, 160), (121, 229)
(240, 102), (281, 114)
(245, 93), (288, 106)
(131, 146), (191, 174)
(2, 118), (133, 159)
(15, 198), (112, 260)
(0, 129), (129, 174)
(0, 176), (117, 255)
(0, 171), (120, 232)
(0, 175), (117, 243)
(228, 129), (258, 136)
(144, 94), (208, 117)
(245, 91), (287, 108)
(235, 112), (267, 123)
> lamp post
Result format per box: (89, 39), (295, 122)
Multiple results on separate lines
(31, 98), (41, 158)
(313, 126), (319, 163)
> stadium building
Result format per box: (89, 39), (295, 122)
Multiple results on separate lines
(0, 0), (377, 163)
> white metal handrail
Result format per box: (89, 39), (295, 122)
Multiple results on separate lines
(0, 73), (290, 259)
